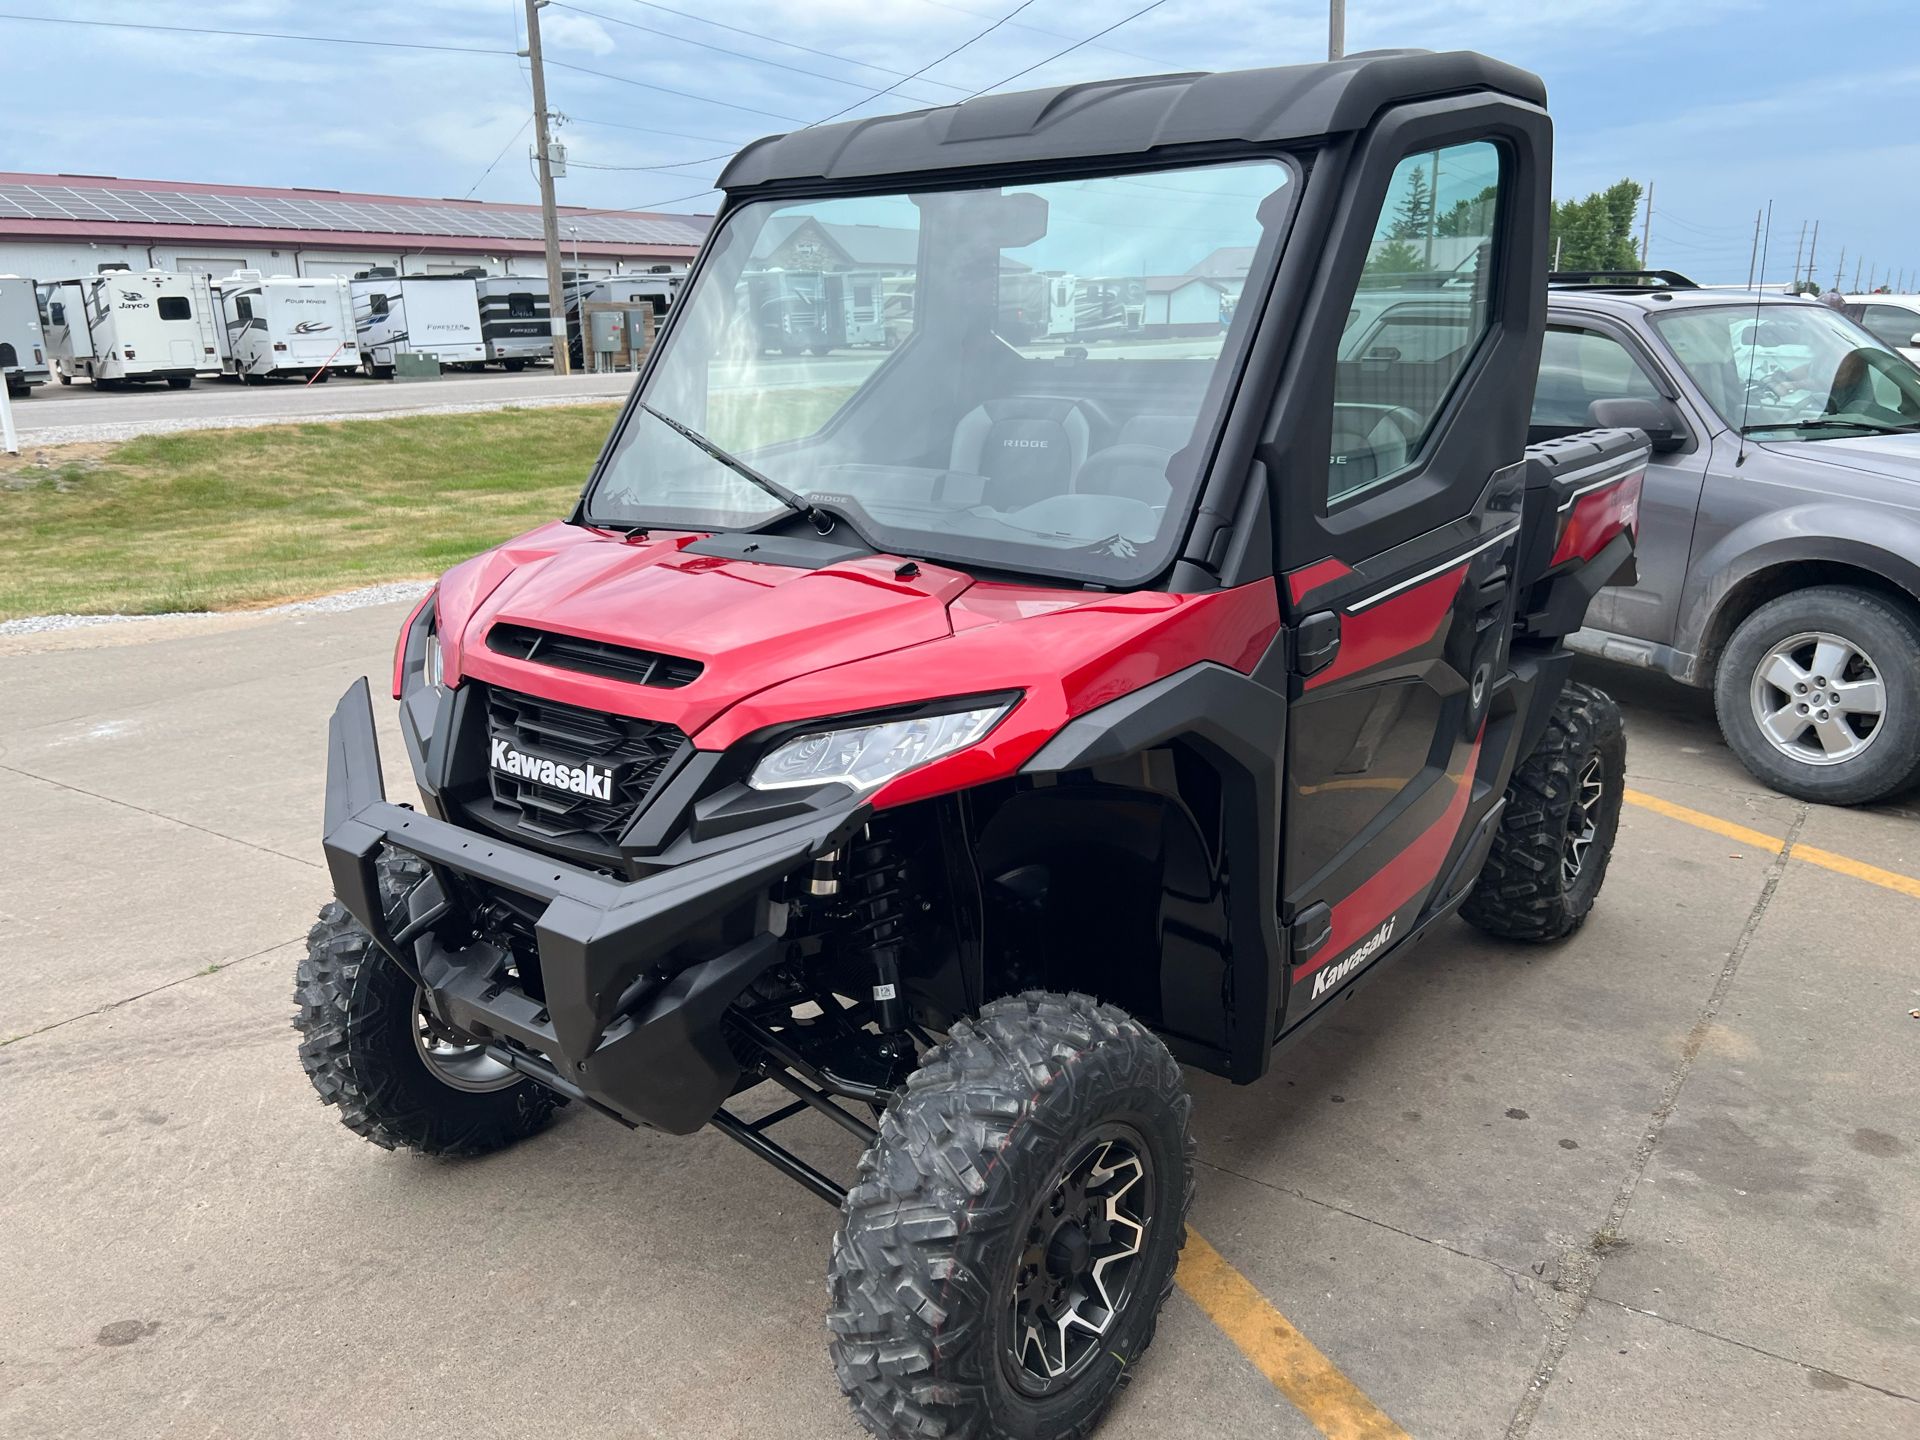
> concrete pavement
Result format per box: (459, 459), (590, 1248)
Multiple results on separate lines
(0, 609), (1915, 1438)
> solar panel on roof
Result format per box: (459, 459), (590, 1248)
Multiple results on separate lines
(0, 179), (708, 246)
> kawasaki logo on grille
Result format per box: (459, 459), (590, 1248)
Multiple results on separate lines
(490, 737), (614, 800)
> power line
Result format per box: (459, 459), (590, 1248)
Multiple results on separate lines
(962, 0), (1170, 98)
(0, 9), (515, 58)
(612, 0), (973, 93)
(463, 116), (533, 199)
(809, 1), (1045, 126)
(567, 115), (750, 148)
(905, 0), (1162, 67)
(540, 56), (809, 121)
(553, 2), (956, 106)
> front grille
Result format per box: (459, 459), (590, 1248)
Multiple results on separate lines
(488, 624), (703, 689)
(484, 686), (687, 848)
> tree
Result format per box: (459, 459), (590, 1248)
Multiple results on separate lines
(1436, 184), (1499, 239)
(1387, 162), (1434, 242)
(1364, 237), (1426, 278)
(1550, 180), (1644, 272)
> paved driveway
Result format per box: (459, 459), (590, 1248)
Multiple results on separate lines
(1, 606), (1915, 1438)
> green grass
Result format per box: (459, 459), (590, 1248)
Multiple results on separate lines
(0, 405), (623, 619)
(0, 387), (863, 621)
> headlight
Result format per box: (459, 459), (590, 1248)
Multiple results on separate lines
(747, 702), (1013, 794)
(423, 621), (444, 689)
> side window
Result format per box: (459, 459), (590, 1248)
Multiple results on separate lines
(1328, 140), (1502, 504)
(234, 296), (253, 321)
(507, 292), (535, 319)
(369, 292), (390, 319)
(1860, 304), (1919, 350)
(157, 296), (191, 321)
(1530, 326), (1662, 429)
(48, 301), (65, 327)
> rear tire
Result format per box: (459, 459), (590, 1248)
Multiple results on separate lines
(1461, 680), (1626, 943)
(293, 850), (562, 1155)
(829, 991), (1192, 1440)
(1713, 585), (1920, 806)
(166, 375), (192, 390)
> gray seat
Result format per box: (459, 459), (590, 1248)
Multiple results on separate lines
(1071, 444), (1175, 508)
(949, 397), (1100, 510)
(1116, 414), (1195, 452)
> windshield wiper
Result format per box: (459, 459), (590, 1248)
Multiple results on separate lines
(637, 402), (810, 518)
(1741, 417), (1920, 437)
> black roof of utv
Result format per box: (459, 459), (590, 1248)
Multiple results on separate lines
(718, 49), (1545, 192)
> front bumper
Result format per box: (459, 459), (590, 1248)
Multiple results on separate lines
(322, 678), (863, 1133)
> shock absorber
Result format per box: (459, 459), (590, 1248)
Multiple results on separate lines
(844, 821), (909, 1033)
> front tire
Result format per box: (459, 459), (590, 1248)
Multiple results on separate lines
(829, 992), (1192, 1440)
(1462, 680), (1626, 943)
(1713, 585), (1920, 805)
(293, 851), (561, 1155)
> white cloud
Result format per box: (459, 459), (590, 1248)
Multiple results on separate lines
(541, 11), (617, 58)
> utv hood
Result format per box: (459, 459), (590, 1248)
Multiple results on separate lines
(439, 523), (975, 734)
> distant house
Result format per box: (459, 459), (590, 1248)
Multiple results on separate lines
(1143, 275), (1229, 336)
(755, 216), (923, 273)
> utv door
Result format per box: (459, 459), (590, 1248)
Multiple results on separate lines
(1257, 104), (1551, 1035)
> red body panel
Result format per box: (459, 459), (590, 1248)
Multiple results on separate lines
(1297, 728), (1484, 976)
(1302, 565), (1466, 691)
(433, 522), (1282, 808)
(1551, 469), (1642, 568)
(1284, 555), (1353, 607)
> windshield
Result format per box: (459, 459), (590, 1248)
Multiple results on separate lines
(583, 160), (1295, 583)
(1650, 304), (1920, 437)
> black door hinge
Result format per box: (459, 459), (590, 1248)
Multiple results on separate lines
(1292, 610), (1341, 676)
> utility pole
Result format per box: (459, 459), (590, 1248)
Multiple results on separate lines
(1853, 256), (1863, 290)
(1746, 208), (1762, 288)
(1639, 180), (1653, 267)
(1553, 234), (1563, 272)
(1328, 0), (1344, 60)
(1791, 220), (1806, 293)
(1831, 247), (1844, 293)
(522, 0), (572, 377)
(1804, 220), (1819, 291)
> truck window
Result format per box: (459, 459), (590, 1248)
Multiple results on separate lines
(508, 292), (536, 318)
(158, 296), (192, 321)
(1327, 140), (1503, 504)
(1857, 303), (1919, 350)
(1530, 327), (1662, 430)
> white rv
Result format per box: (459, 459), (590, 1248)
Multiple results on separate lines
(37, 268), (219, 388)
(213, 273), (357, 383)
(349, 270), (485, 378)
(1, 275), (49, 397)
(474, 275), (553, 370)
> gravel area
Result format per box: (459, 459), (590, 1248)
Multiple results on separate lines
(0, 579), (433, 637)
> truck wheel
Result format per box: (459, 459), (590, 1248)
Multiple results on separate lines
(829, 991), (1192, 1440)
(1461, 681), (1625, 943)
(1714, 586), (1920, 806)
(293, 850), (561, 1156)
(57, 372), (72, 385)
(166, 375), (192, 390)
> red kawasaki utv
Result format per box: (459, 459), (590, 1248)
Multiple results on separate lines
(300, 50), (1645, 1440)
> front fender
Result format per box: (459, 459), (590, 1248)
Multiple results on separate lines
(1674, 504), (1920, 670)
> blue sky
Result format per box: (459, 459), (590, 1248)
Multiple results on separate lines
(4, 0), (1915, 288)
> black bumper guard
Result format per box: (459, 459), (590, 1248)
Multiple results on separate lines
(322, 678), (866, 1138)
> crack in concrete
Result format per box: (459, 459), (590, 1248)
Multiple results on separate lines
(1502, 800), (1811, 1438)
(0, 933), (303, 1047)
(1582, 1291), (1920, 1406)
(0, 761), (320, 870)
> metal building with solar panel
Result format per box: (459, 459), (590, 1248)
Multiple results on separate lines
(0, 171), (710, 284)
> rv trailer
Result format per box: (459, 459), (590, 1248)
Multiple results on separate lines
(37, 268), (219, 388)
(563, 271), (684, 367)
(474, 275), (553, 370)
(1, 275), (49, 397)
(349, 270), (485, 378)
(213, 272), (356, 383)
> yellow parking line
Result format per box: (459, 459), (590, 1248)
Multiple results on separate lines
(1623, 788), (1920, 899)
(1178, 1227), (1411, 1440)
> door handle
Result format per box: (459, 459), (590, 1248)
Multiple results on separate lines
(1293, 611), (1341, 676)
